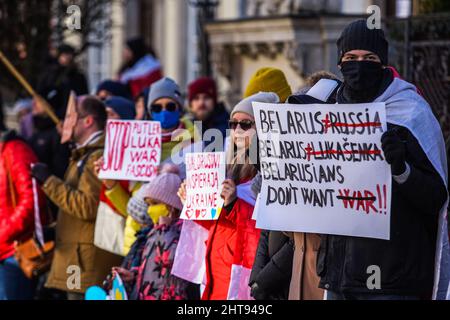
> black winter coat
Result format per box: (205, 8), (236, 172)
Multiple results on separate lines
(37, 64), (88, 118)
(249, 230), (294, 300)
(28, 125), (70, 179)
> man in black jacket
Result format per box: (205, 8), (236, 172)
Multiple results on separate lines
(29, 87), (71, 180)
(316, 20), (448, 300)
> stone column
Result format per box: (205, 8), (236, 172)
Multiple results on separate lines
(164, 0), (189, 89)
(110, 0), (126, 78)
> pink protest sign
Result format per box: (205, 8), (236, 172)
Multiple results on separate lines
(99, 120), (162, 181)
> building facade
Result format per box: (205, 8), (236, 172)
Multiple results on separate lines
(85, 0), (410, 106)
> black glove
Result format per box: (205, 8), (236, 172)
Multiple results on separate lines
(251, 173), (262, 197)
(250, 282), (267, 300)
(31, 163), (51, 184)
(381, 129), (407, 175)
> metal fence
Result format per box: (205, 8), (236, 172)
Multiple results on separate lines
(385, 14), (450, 139)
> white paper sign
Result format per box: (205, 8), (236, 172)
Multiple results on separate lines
(99, 120), (161, 182)
(253, 102), (392, 240)
(180, 152), (226, 220)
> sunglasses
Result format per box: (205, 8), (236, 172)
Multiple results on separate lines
(228, 120), (255, 131)
(150, 102), (178, 113)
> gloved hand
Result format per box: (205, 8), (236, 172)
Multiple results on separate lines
(381, 129), (407, 175)
(250, 282), (267, 300)
(251, 173), (262, 197)
(31, 163), (51, 184)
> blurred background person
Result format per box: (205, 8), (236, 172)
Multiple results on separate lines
(28, 89), (70, 180)
(13, 98), (33, 140)
(96, 80), (132, 101)
(118, 37), (162, 99)
(187, 77), (229, 142)
(37, 44), (88, 119)
(134, 87), (150, 120)
(104, 96), (136, 120)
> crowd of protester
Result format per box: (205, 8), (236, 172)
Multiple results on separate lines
(0, 20), (449, 301)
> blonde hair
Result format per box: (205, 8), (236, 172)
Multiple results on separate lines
(226, 140), (257, 183)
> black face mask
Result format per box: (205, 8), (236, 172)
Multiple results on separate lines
(340, 60), (384, 92)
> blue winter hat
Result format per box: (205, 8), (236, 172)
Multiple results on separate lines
(96, 80), (132, 100)
(104, 96), (136, 120)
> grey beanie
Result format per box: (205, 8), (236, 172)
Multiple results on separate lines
(147, 77), (183, 109)
(127, 196), (151, 226)
(231, 91), (279, 119)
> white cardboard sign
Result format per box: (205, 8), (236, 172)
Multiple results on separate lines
(253, 102), (391, 240)
(99, 120), (162, 182)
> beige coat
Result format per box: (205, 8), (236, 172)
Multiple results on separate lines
(42, 135), (122, 293)
(288, 233), (324, 300)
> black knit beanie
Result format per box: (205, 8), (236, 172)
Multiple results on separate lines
(337, 19), (388, 65)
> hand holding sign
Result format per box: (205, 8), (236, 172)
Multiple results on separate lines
(381, 128), (407, 175)
(94, 156), (117, 189)
(221, 179), (237, 206)
(110, 271), (128, 300)
(177, 180), (187, 205)
(112, 267), (135, 283)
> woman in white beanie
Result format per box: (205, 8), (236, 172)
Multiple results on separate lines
(179, 92), (279, 300)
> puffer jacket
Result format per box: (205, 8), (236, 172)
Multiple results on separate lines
(200, 197), (260, 300)
(0, 131), (46, 261)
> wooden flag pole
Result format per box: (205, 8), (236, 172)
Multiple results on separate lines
(0, 50), (60, 125)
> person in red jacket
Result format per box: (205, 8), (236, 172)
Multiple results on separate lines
(178, 92), (279, 300)
(0, 130), (46, 300)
